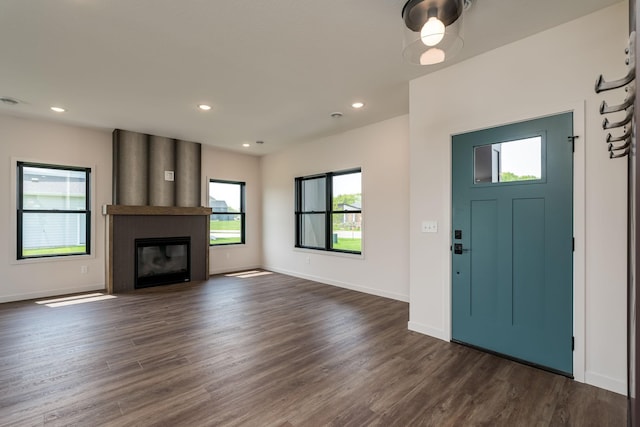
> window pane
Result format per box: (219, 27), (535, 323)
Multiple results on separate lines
(331, 213), (362, 252)
(22, 166), (87, 210)
(209, 182), (241, 213)
(474, 137), (542, 183)
(21, 212), (87, 257)
(301, 177), (326, 212)
(300, 213), (325, 248)
(332, 172), (361, 211)
(294, 169), (361, 254)
(210, 214), (242, 245)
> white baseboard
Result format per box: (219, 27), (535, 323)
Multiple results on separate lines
(209, 264), (263, 276)
(264, 266), (409, 302)
(408, 321), (449, 342)
(585, 371), (627, 396)
(0, 284), (106, 304)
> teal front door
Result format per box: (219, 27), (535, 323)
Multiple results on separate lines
(451, 113), (574, 376)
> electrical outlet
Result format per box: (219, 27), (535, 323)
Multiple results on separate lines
(80, 265), (88, 274)
(306, 256), (310, 264)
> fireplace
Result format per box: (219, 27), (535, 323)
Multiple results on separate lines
(106, 130), (210, 293)
(135, 236), (191, 289)
(104, 205), (211, 293)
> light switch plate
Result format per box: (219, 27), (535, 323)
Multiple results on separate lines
(421, 220), (438, 233)
(164, 171), (175, 181)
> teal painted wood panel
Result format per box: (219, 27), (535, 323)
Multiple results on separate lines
(470, 199), (499, 321)
(513, 198), (546, 328)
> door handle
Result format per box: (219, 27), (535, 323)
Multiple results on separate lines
(453, 243), (470, 255)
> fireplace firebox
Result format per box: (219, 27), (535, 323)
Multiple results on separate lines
(135, 236), (191, 288)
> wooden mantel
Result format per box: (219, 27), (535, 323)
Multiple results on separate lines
(104, 205), (212, 216)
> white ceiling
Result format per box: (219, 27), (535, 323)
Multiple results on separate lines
(0, 0), (623, 155)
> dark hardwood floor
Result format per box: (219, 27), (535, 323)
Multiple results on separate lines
(0, 271), (626, 426)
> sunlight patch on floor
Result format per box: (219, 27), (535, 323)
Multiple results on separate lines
(36, 293), (117, 308)
(225, 270), (274, 279)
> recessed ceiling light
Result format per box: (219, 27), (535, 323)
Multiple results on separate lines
(242, 143), (251, 148)
(351, 102), (365, 109)
(198, 104), (212, 111)
(330, 112), (343, 118)
(50, 106), (66, 113)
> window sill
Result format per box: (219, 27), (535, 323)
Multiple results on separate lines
(11, 253), (94, 266)
(293, 247), (364, 260)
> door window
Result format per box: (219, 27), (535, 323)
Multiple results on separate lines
(474, 136), (543, 184)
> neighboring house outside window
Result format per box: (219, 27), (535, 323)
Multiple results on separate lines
(295, 168), (362, 254)
(209, 179), (245, 245)
(17, 162), (91, 259)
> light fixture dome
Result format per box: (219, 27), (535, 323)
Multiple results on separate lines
(402, 0), (465, 66)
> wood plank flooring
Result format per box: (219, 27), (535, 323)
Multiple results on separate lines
(0, 271), (626, 426)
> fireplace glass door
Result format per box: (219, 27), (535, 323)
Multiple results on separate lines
(135, 236), (191, 288)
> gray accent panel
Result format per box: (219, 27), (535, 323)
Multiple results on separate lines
(114, 130), (149, 205)
(175, 140), (201, 207)
(148, 136), (176, 206)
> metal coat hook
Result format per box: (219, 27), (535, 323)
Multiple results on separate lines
(600, 92), (635, 114)
(595, 31), (635, 160)
(603, 108), (634, 129)
(595, 69), (636, 93)
(608, 136), (632, 152)
(610, 147), (630, 158)
(595, 32), (636, 93)
(606, 126), (632, 142)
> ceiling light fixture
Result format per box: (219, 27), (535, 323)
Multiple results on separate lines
(50, 106), (66, 113)
(402, 0), (471, 66)
(351, 102), (365, 109)
(242, 143), (251, 148)
(198, 104), (212, 111)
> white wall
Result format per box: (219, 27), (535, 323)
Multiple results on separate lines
(202, 146), (262, 274)
(261, 115), (410, 301)
(408, 2), (629, 394)
(0, 114), (112, 302)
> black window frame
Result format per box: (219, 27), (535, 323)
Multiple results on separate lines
(295, 168), (362, 254)
(209, 179), (246, 246)
(17, 161), (91, 260)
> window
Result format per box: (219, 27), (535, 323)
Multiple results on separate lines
(295, 169), (362, 254)
(474, 136), (543, 183)
(17, 162), (91, 259)
(209, 180), (245, 245)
